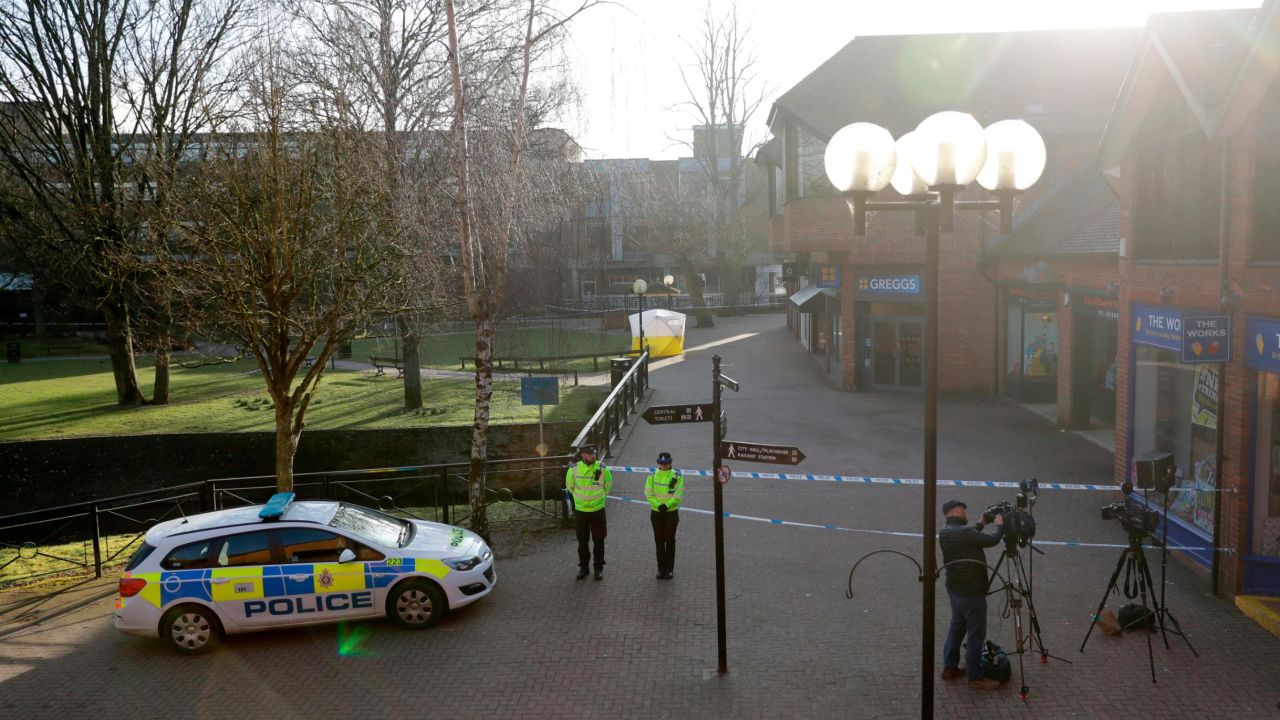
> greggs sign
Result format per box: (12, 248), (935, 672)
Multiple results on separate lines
(856, 274), (921, 297)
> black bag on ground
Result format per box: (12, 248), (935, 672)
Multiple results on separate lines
(981, 641), (1011, 682)
(1119, 603), (1156, 632)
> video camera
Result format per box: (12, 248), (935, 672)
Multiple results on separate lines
(983, 479), (1039, 548)
(1100, 481), (1159, 537)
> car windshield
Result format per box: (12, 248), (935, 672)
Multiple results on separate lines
(329, 503), (411, 548)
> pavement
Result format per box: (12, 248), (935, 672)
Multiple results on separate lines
(3, 314), (1279, 719)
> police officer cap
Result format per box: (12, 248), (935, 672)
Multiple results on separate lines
(657, 451), (673, 465)
(579, 444), (597, 455)
(942, 499), (967, 514)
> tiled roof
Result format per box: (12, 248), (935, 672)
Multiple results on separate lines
(771, 27), (1141, 142)
(992, 167), (1120, 258)
(1149, 8), (1257, 120)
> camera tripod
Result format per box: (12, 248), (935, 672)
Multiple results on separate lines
(1079, 526), (1197, 683)
(989, 542), (1072, 668)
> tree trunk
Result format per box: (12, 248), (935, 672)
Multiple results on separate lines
(398, 315), (423, 410)
(274, 399), (297, 492)
(468, 314), (494, 541)
(680, 259), (715, 328)
(102, 300), (147, 405)
(152, 344), (171, 405)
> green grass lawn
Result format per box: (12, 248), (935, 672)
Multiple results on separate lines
(351, 326), (631, 370)
(0, 357), (604, 441)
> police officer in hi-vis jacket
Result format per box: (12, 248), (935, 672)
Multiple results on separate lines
(644, 451), (684, 580)
(565, 444), (612, 580)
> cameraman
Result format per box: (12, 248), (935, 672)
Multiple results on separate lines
(938, 499), (1004, 690)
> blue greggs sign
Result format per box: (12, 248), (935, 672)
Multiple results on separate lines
(856, 274), (921, 297)
(1246, 316), (1280, 373)
(1132, 304), (1182, 352)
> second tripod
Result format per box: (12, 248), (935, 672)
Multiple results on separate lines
(990, 544), (1072, 668)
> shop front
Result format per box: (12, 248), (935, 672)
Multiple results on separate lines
(1003, 285), (1060, 403)
(1244, 316), (1280, 594)
(854, 271), (925, 391)
(1128, 304), (1229, 568)
(1070, 290), (1120, 428)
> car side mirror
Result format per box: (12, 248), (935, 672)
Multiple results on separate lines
(338, 548), (357, 564)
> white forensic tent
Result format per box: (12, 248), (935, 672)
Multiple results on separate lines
(628, 309), (687, 357)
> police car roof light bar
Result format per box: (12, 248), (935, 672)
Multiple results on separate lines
(259, 492), (296, 520)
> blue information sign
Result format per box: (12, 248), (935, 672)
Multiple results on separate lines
(1181, 315), (1231, 363)
(855, 274), (921, 298)
(1246, 316), (1280, 373)
(1132, 304), (1182, 352)
(520, 376), (559, 405)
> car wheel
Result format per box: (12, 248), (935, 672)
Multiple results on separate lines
(387, 579), (447, 630)
(160, 604), (221, 654)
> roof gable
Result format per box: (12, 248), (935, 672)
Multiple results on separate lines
(768, 28), (1140, 143)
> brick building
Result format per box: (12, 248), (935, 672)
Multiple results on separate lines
(758, 6), (1280, 603)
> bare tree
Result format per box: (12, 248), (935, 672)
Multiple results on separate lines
(169, 41), (413, 491)
(672, 1), (767, 323)
(443, 0), (596, 540)
(0, 0), (247, 405)
(285, 0), (470, 410)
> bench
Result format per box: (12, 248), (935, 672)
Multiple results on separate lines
(304, 356), (336, 369)
(370, 355), (406, 377)
(43, 344), (82, 356)
(459, 351), (620, 371)
(521, 367), (579, 386)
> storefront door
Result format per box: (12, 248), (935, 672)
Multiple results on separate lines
(872, 317), (923, 390)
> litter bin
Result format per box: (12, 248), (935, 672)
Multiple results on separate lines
(337, 341), (352, 360)
(6, 342), (19, 363)
(609, 356), (634, 388)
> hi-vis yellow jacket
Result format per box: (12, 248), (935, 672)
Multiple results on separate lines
(565, 461), (612, 512)
(644, 468), (684, 511)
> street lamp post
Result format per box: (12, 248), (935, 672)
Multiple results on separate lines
(633, 278), (648, 354)
(663, 273), (675, 311)
(823, 112), (1045, 720)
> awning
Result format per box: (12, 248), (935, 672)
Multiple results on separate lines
(789, 286), (837, 313)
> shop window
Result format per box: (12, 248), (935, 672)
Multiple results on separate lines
(1004, 303), (1057, 394)
(1252, 85), (1280, 261)
(1131, 348), (1218, 536)
(1253, 373), (1280, 557)
(1134, 89), (1220, 261)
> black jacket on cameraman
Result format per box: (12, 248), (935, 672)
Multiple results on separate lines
(939, 517), (1004, 594)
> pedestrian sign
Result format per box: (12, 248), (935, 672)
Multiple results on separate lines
(719, 440), (805, 466)
(642, 403), (714, 425)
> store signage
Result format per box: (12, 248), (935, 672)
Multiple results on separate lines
(1245, 316), (1280, 373)
(781, 262), (798, 280)
(1132, 304), (1182, 352)
(1181, 315), (1231, 363)
(1006, 285), (1058, 305)
(815, 263), (841, 288)
(856, 274), (921, 297)
(1078, 293), (1119, 320)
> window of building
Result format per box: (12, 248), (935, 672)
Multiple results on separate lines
(1134, 88), (1220, 261)
(1252, 372), (1280, 557)
(797, 126), (834, 198)
(1131, 349), (1218, 535)
(1252, 85), (1280, 261)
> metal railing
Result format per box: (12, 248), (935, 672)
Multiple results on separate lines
(0, 456), (573, 587)
(569, 350), (649, 458)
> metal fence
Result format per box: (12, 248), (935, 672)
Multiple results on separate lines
(0, 456), (573, 588)
(569, 350), (649, 458)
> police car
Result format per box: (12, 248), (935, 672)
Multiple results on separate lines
(114, 493), (494, 653)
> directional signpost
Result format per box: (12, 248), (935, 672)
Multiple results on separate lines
(719, 441), (806, 465)
(642, 403), (714, 425)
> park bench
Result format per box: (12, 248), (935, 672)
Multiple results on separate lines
(369, 355), (406, 377)
(43, 344), (82, 356)
(521, 367), (579, 386)
(458, 351), (619, 372)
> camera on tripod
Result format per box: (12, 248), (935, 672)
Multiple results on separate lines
(1100, 500), (1159, 537)
(984, 479), (1038, 548)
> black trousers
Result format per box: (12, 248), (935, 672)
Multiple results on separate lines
(650, 509), (679, 574)
(574, 509), (607, 571)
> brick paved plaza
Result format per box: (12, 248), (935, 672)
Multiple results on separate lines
(2, 315), (1278, 719)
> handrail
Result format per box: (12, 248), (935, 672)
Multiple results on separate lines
(569, 350), (648, 454)
(0, 481), (208, 524)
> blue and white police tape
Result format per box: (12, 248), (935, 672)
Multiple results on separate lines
(607, 494), (1227, 554)
(608, 466), (1231, 493)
